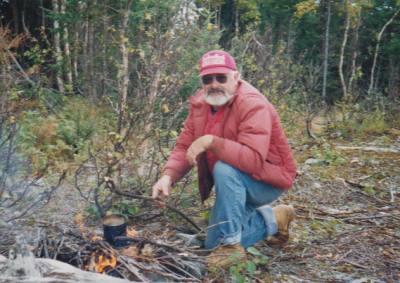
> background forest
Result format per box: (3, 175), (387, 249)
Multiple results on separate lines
(0, 0), (400, 282)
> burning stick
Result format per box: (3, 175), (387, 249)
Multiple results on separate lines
(104, 177), (201, 232)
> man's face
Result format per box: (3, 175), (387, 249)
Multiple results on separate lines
(202, 72), (239, 108)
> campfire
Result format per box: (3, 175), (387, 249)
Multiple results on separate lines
(6, 216), (207, 282)
(84, 226), (138, 274)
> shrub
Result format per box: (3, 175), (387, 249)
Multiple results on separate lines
(57, 97), (100, 151)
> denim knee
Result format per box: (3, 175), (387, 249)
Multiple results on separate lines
(212, 161), (241, 196)
(213, 161), (237, 180)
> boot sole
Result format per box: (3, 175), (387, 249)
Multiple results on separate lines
(267, 205), (295, 247)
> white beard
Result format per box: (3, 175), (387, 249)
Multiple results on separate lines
(204, 88), (234, 106)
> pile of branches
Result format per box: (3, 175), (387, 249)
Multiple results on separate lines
(7, 219), (210, 282)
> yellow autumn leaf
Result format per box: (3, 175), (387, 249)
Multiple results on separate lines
(76, 214), (83, 222)
(162, 104), (169, 113)
(170, 130), (179, 138)
(200, 211), (212, 219)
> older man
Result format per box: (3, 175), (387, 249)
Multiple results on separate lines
(152, 50), (297, 267)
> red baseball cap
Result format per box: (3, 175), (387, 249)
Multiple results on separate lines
(198, 50), (237, 77)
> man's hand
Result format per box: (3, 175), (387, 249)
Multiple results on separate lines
(186, 135), (213, 166)
(152, 175), (173, 209)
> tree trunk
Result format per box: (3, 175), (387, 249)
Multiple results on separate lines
(214, 0), (218, 29)
(348, 7), (361, 96)
(88, 19), (97, 102)
(287, 15), (292, 53)
(278, 11), (283, 42)
(218, 0), (222, 30)
(52, 0), (65, 94)
(41, 0), (46, 28)
(102, 3), (108, 98)
(322, 0), (331, 102)
(61, 0), (73, 87)
(117, 0), (133, 133)
(87, 0), (98, 102)
(367, 8), (400, 95)
(10, 0), (19, 34)
(138, 69), (161, 176)
(339, 1), (349, 100)
(83, 18), (89, 85)
(21, 4), (28, 36)
(235, 0), (239, 36)
(388, 58), (399, 100)
(72, 29), (79, 80)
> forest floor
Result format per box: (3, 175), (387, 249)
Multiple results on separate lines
(246, 133), (400, 283)
(0, 132), (399, 282)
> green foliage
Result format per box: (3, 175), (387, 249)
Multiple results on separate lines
(334, 103), (391, 138)
(17, 96), (104, 173)
(0, 219), (9, 227)
(309, 218), (345, 238)
(311, 142), (347, 165)
(364, 186), (376, 195)
(359, 110), (389, 135)
(110, 199), (139, 218)
(19, 109), (71, 170)
(228, 247), (268, 283)
(57, 98), (99, 149)
(199, 210), (212, 219)
(86, 204), (100, 216)
(23, 43), (52, 65)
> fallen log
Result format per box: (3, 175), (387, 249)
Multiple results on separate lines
(335, 146), (399, 153)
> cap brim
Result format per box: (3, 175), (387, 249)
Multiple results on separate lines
(198, 67), (233, 77)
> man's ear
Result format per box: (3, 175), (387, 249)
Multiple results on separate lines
(234, 71), (241, 82)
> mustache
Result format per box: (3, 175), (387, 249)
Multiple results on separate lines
(207, 88), (224, 94)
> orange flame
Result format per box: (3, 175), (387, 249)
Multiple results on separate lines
(91, 235), (103, 242)
(96, 252), (117, 273)
(127, 227), (137, 237)
(89, 249), (117, 274)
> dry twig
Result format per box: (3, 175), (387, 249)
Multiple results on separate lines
(104, 177), (201, 232)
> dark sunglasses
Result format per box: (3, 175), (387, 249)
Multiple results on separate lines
(201, 74), (228, 85)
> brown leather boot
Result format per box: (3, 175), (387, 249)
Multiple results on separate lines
(206, 243), (246, 268)
(266, 204), (295, 247)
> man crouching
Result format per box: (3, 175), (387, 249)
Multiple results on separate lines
(152, 50), (297, 268)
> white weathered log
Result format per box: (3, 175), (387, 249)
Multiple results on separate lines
(0, 256), (134, 283)
(6, 235), (41, 278)
(335, 146), (399, 153)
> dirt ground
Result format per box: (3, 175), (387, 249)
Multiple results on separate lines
(1, 134), (399, 282)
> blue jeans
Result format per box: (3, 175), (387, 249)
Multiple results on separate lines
(204, 161), (285, 249)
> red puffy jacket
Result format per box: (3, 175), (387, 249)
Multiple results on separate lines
(163, 80), (297, 202)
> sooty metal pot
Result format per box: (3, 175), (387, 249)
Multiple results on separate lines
(101, 214), (127, 247)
